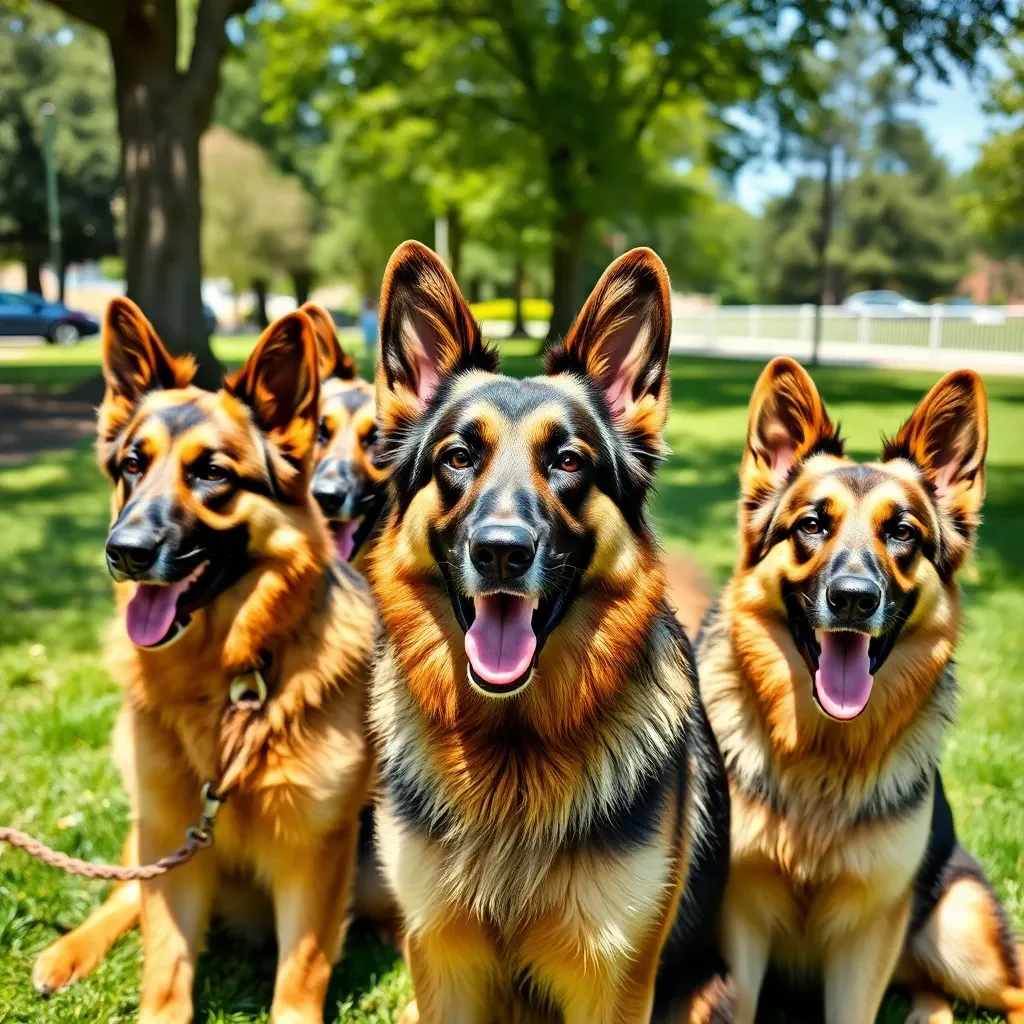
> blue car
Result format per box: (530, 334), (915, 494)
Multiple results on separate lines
(0, 291), (101, 345)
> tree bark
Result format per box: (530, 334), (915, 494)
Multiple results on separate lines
(111, 35), (219, 386)
(448, 206), (464, 284)
(49, 0), (251, 389)
(511, 252), (527, 337)
(24, 254), (43, 297)
(251, 277), (269, 329)
(291, 268), (313, 306)
(811, 143), (836, 368)
(547, 210), (588, 342)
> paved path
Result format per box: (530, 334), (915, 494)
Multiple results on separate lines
(0, 385), (96, 467)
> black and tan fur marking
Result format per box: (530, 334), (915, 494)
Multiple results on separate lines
(698, 357), (1022, 1023)
(367, 241), (731, 1024)
(32, 299), (376, 1024)
(302, 302), (388, 570)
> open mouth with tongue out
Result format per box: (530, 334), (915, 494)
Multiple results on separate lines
(785, 590), (909, 722)
(449, 587), (573, 697)
(811, 630), (874, 720)
(327, 518), (363, 562)
(124, 561), (209, 649)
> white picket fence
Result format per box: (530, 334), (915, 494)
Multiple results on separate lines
(671, 304), (1024, 355)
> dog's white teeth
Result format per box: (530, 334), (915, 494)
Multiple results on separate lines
(814, 629), (823, 644)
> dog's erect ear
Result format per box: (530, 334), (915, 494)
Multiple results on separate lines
(225, 311), (319, 491)
(376, 240), (497, 431)
(740, 358), (842, 556)
(97, 298), (196, 474)
(883, 370), (987, 567)
(547, 248), (673, 439)
(742, 357), (840, 488)
(301, 302), (358, 382)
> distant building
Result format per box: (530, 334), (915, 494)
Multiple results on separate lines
(958, 252), (1024, 305)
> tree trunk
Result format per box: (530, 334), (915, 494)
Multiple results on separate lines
(511, 252), (527, 337)
(24, 255), (43, 297)
(448, 206), (464, 284)
(58, 259), (67, 304)
(251, 277), (269, 329)
(291, 268), (313, 306)
(547, 210), (588, 342)
(811, 143), (836, 368)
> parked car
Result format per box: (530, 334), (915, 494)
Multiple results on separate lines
(842, 290), (924, 315)
(0, 291), (100, 344)
(938, 297), (1006, 326)
(203, 302), (219, 335)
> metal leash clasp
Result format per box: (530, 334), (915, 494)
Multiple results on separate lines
(186, 781), (224, 848)
(229, 664), (268, 710)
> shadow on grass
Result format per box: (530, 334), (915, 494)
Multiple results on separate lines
(193, 923), (405, 1020)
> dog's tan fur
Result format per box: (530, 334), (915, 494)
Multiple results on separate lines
(32, 300), (375, 1024)
(698, 357), (1023, 1023)
(367, 242), (732, 1024)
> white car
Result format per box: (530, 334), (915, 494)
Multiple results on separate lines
(842, 290), (925, 315)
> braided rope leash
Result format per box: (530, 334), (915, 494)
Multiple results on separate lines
(0, 665), (268, 883)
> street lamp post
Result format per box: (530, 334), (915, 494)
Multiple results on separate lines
(40, 101), (63, 302)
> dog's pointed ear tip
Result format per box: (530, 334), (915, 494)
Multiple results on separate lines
(939, 368), (986, 399)
(387, 239), (438, 272)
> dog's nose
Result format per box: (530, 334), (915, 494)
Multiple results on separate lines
(105, 527), (159, 579)
(312, 479), (348, 517)
(469, 523), (536, 581)
(826, 575), (882, 621)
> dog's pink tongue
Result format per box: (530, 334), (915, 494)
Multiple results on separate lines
(814, 631), (873, 720)
(465, 594), (537, 687)
(330, 521), (360, 562)
(125, 580), (188, 648)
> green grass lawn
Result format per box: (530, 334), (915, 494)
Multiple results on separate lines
(0, 352), (1021, 1022)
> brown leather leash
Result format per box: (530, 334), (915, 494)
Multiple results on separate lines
(0, 663), (269, 882)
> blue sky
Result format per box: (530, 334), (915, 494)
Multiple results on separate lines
(734, 61), (1003, 213)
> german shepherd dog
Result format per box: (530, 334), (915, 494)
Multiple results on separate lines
(32, 300), (375, 1024)
(367, 241), (731, 1024)
(697, 357), (1023, 1023)
(302, 303), (388, 569)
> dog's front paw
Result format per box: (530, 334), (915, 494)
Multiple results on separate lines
(33, 934), (101, 995)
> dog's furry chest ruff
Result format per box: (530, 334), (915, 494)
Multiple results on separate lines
(697, 604), (958, 967)
(370, 632), (709, 965)
(109, 567), (376, 884)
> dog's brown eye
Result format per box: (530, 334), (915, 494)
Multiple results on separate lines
(363, 424), (379, 448)
(557, 451), (581, 473)
(122, 455), (141, 477)
(198, 463), (228, 483)
(891, 522), (918, 543)
(799, 516), (822, 536)
(446, 447), (472, 470)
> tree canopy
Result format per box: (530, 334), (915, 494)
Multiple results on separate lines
(257, 0), (1014, 335)
(0, 2), (119, 293)
(760, 118), (968, 303)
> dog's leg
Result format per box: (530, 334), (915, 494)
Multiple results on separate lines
(33, 827), (141, 994)
(267, 825), (359, 1024)
(904, 989), (954, 1024)
(401, 924), (495, 1024)
(821, 893), (910, 1024)
(137, 815), (216, 1024)
(905, 871), (1024, 1024)
(719, 902), (771, 1024)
